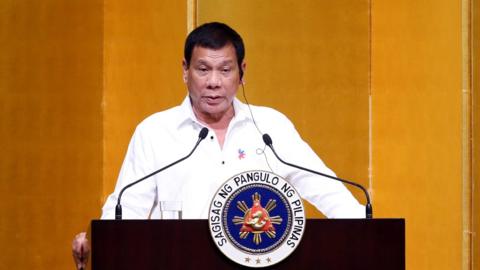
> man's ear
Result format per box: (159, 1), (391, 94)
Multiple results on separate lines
(240, 61), (247, 85)
(182, 59), (188, 83)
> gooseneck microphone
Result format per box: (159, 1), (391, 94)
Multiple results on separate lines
(262, 133), (373, 219)
(115, 127), (209, 220)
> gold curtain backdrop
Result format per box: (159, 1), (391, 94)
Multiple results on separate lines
(1, 1), (104, 269)
(0, 0), (477, 269)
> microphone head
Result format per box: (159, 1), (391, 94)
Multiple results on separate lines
(199, 127), (209, 139)
(262, 134), (273, 145)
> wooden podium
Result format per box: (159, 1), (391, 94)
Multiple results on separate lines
(91, 219), (404, 269)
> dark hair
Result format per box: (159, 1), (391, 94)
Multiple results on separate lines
(184, 22), (245, 78)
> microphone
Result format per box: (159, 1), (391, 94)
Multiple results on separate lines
(262, 133), (373, 219)
(115, 127), (209, 220)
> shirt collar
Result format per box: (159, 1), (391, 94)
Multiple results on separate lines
(176, 95), (252, 130)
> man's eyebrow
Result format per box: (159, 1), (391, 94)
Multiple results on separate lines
(194, 59), (235, 65)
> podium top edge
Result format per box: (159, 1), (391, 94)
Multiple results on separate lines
(91, 218), (405, 222)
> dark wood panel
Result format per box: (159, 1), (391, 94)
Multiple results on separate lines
(92, 219), (404, 269)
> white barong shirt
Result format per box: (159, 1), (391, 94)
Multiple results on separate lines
(101, 96), (364, 219)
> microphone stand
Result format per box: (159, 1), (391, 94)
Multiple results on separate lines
(115, 128), (209, 220)
(262, 134), (373, 219)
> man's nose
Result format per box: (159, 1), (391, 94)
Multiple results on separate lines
(206, 71), (221, 88)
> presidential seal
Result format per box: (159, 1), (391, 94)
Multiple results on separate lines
(209, 170), (306, 268)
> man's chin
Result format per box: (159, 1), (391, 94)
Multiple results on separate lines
(197, 106), (233, 121)
(202, 104), (227, 114)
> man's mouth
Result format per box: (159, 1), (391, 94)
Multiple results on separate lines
(204, 96), (223, 104)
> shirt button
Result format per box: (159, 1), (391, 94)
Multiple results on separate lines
(221, 161), (225, 165)
(210, 136), (214, 140)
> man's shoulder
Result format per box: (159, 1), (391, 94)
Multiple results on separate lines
(136, 104), (184, 131)
(247, 104), (292, 124)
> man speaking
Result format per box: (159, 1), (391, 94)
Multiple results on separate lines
(72, 22), (364, 269)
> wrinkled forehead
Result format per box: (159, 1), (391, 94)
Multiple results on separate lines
(190, 44), (238, 64)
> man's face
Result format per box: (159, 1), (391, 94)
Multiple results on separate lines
(183, 44), (244, 122)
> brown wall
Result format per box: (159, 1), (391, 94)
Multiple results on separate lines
(372, 0), (465, 269)
(473, 0), (479, 268)
(103, 0), (187, 199)
(0, 0), (103, 269)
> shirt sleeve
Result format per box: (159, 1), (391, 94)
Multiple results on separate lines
(101, 125), (157, 219)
